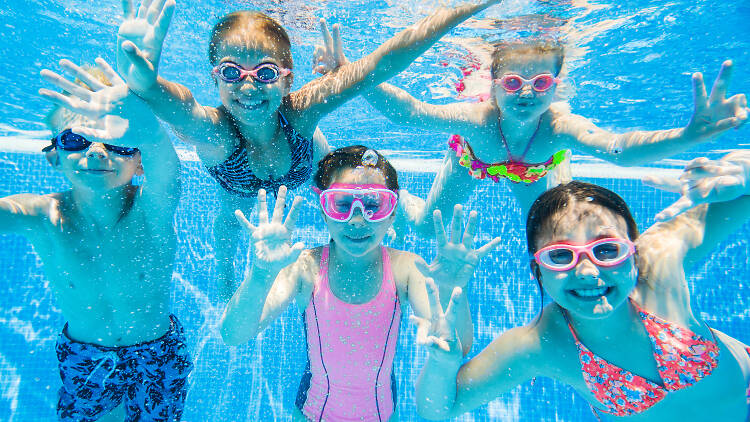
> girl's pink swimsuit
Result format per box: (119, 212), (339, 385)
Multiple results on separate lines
(296, 246), (402, 421)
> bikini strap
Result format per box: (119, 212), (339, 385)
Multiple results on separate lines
(559, 306), (581, 342)
(498, 117), (543, 162)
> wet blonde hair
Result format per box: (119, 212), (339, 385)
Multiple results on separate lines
(44, 66), (112, 134)
(208, 11), (293, 70)
(490, 39), (565, 79)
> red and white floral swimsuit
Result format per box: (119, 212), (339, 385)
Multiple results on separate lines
(562, 302), (720, 418)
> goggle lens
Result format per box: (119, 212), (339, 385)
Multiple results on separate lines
(503, 76), (523, 91)
(255, 65), (280, 82)
(219, 64), (243, 82)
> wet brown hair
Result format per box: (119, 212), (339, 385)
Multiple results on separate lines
(45, 66), (113, 134)
(314, 145), (399, 194)
(490, 39), (565, 79)
(208, 11), (293, 70)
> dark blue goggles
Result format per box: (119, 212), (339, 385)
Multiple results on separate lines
(43, 129), (139, 156)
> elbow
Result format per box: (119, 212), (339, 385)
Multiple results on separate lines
(218, 317), (254, 347)
(416, 404), (452, 421)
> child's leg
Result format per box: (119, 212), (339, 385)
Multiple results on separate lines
(125, 315), (193, 421)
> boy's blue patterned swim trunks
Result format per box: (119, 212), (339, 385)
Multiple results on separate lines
(56, 315), (193, 422)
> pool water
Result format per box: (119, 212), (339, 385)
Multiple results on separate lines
(0, 0), (748, 421)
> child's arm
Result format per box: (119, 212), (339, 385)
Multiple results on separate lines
(642, 151), (750, 268)
(39, 58), (181, 210)
(291, 0), (500, 127)
(220, 187), (307, 346)
(116, 0), (230, 162)
(555, 61), (748, 166)
(312, 21), (483, 134)
(412, 282), (540, 419)
(0, 194), (49, 235)
(407, 205), (501, 354)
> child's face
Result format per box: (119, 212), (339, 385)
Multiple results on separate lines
(50, 125), (143, 192)
(534, 201), (637, 319)
(493, 54), (559, 120)
(213, 38), (291, 126)
(323, 167), (396, 257)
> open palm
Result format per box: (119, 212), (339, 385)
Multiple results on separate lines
(235, 186), (305, 272)
(117, 0), (176, 93)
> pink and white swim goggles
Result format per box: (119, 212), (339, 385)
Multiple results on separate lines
(534, 237), (636, 271)
(314, 183), (398, 222)
(495, 73), (560, 93)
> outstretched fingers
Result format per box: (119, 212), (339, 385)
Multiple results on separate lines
(136, 0), (154, 19)
(461, 210), (478, 249)
(154, 0), (176, 41)
(94, 58), (125, 86)
(257, 189), (269, 225)
(691, 72), (708, 113)
(38, 88), (79, 110)
(709, 60), (732, 104)
(433, 209), (448, 249)
(122, 0), (135, 18)
(272, 185), (288, 224)
(40, 69), (93, 101)
(60, 59), (107, 91)
(442, 287), (463, 329)
(234, 209), (257, 233)
(475, 236), (502, 259)
(655, 196), (694, 222)
(319, 18), (333, 56)
(425, 278), (444, 320)
(642, 174), (682, 193)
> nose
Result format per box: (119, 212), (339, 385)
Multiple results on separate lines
(86, 143), (108, 159)
(574, 253), (600, 281)
(238, 80), (259, 93)
(519, 84), (535, 98)
(347, 207), (367, 226)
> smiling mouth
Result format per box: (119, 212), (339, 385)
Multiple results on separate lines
(235, 99), (268, 110)
(345, 234), (372, 243)
(569, 286), (613, 301)
(80, 169), (113, 174)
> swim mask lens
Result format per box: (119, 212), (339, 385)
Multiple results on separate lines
(44, 129), (139, 156)
(316, 184), (398, 222)
(213, 62), (290, 84)
(534, 238), (635, 271)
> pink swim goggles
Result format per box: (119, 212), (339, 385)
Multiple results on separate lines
(495, 73), (559, 93)
(534, 237), (635, 271)
(314, 183), (398, 222)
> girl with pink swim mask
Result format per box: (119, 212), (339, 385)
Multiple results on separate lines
(220, 146), (501, 421)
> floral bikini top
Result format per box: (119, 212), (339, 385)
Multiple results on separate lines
(562, 302), (720, 418)
(448, 118), (567, 184)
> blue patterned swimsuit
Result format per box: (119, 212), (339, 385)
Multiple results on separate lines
(206, 112), (315, 197)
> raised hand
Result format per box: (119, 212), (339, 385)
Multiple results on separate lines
(410, 279), (464, 360)
(117, 0), (176, 93)
(235, 186), (305, 272)
(685, 60), (749, 140)
(417, 204), (501, 289)
(312, 18), (348, 75)
(39, 58), (146, 140)
(644, 155), (749, 221)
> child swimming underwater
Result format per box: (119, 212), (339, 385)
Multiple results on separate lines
(18, 58), (192, 421)
(315, 33), (750, 235)
(220, 146), (500, 421)
(412, 166), (750, 420)
(115, 0), (502, 297)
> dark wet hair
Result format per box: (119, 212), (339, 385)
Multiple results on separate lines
(490, 39), (565, 79)
(314, 145), (399, 193)
(525, 181), (639, 313)
(208, 11), (293, 69)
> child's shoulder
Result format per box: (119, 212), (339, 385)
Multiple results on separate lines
(3, 192), (64, 217)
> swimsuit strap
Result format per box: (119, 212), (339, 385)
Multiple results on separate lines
(559, 306), (582, 343)
(498, 117), (543, 162)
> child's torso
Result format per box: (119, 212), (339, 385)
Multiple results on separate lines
(299, 246), (402, 422)
(30, 194), (175, 347)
